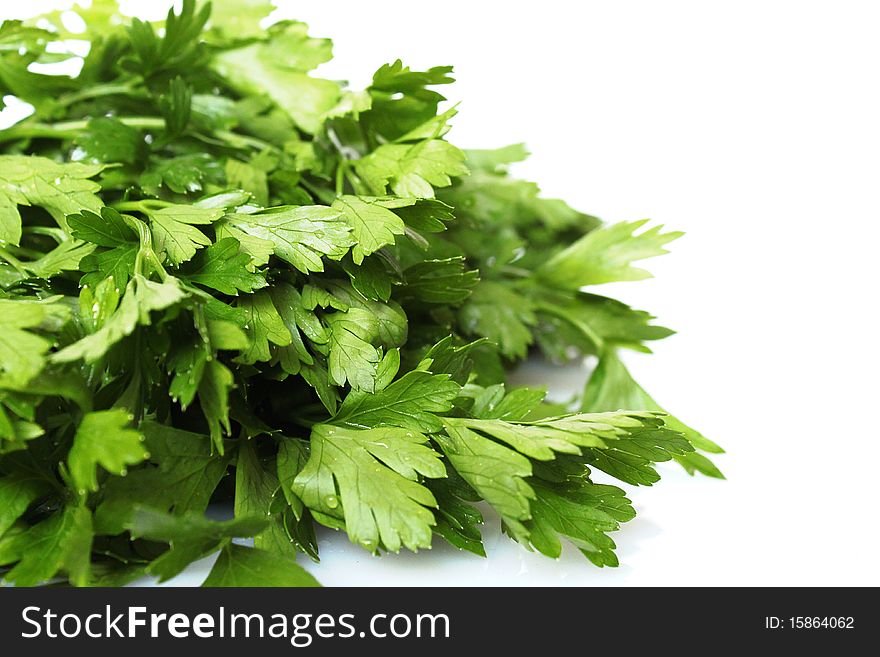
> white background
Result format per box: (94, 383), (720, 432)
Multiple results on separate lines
(5, 1), (880, 586)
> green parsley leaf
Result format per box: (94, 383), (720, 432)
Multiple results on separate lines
(210, 0), (275, 38)
(0, 155), (103, 245)
(443, 411), (667, 462)
(128, 506), (268, 582)
(140, 153), (224, 196)
(364, 60), (455, 141)
(237, 289), (292, 364)
(427, 475), (485, 556)
(325, 308), (381, 392)
(525, 478), (634, 567)
(180, 237), (267, 295)
(52, 275), (187, 364)
(0, 0), (722, 584)
(356, 138), (469, 198)
(94, 423), (231, 535)
(226, 158), (269, 206)
(144, 204), (223, 265)
(0, 473), (51, 538)
(293, 424), (445, 552)
(0, 298), (70, 386)
(537, 220), (683, 288)
(583, 349), (725, 478)
(402, 257), (479, 304)
(74, 117), (146, 165)
(228, 206), (354, 273)
(212, 22), (340, 134)
(25, 239), (96, 279)
(68, 409), (148, 493)
(0, 505), (93, 586)
(332, 195), (407, 264)
(436, 420), (534, 539)
(158, 76), (193, 139)
(203, 544), (320, 587)
(533, 291), (674, 358)
(333, 368), (460, 433)
(458, 281), (536, 358)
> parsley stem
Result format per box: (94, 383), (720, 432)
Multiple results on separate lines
(57, 81), (141, 108)
(500, 265), (533, 278)
(0, 116), (166, 143)
(359, 122), (376, 152)
(213, 130), (276, 152)
(147, 251), (169, 281)
(300, 178), (336, 204)
(7, 245), (43, 260)
(345, 168), (368, 195)
(0, 117), (276, 157)
(123, 215), (168, 281)
(0, 248), (28, 275)
(22, 226), (67, 239)
(112, 200), (174, 213)
(335, 160), (348, 196)
(133, 247), (168, 281)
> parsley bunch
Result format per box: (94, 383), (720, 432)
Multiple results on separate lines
(0, 1), (723, 587)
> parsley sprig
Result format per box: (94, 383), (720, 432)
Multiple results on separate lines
(0, 0), (722, 587)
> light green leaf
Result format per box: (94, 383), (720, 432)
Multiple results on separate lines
(26, 239), (96, 279)
(332, 195), (406, 264)
(325, 308), (380, 392)
(235, 439), (295, 558)
(293, 424), (445, 552)
(269, 284), (319, 375)
(582, 349), (724, 478)
(277, 438), (309, 517)
(458, 281), (536, 359)
(228, 206), (354, 273)
(534, 291), (674, 358)
(525, 478), (634, 567)
(203, 544), (320, 587)
(213, 25), (340, 134)
(149, 204), (223, 265)
(0, 155), (103, 245)
(436, 420), (534, 540)
(0, 505), (93, 586)
(581, 425), (694, 486)
(74, 116), (146, 165)
(52, 275), (187, 364)
(237, 289), (292, 364)
(537, 220), (682, 288)
(128, 507), (268, 582)
(356, 139), (468, 199)
(402, 257), (479, 304)
(464, 143), (530, 171)
(210, 0), (274, 38)
(94, 423), (230, 535)
(199, 360), (234, 452)
(0, 298), (71, 385)
(445, 411), (676, 461)
(427, 476), (485, 556)
(320, 282), (407, 348)
(0, 474), (51, 537)
(259, 21), (333, 72)
(215, 221), (276, 266)
(333, 369), (460, 433)
(226, 159), (268, 206)
(181, 237), (267, 295)
(68, 409), (148, 493)
(364, 60), (454, 141)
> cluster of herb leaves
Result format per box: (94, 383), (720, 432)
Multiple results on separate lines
(0, 0), (723, 587)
